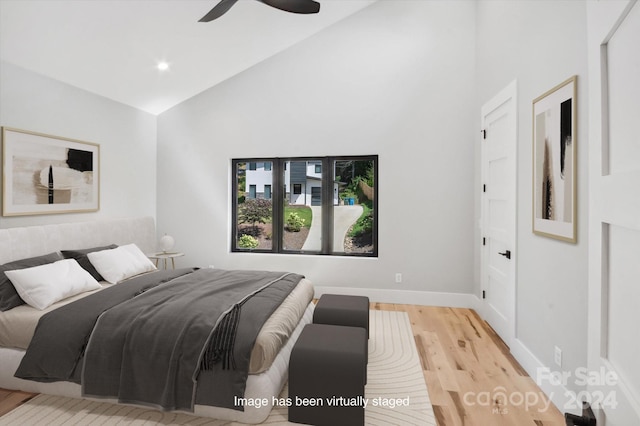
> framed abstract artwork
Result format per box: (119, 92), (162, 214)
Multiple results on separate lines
(2, 127), (100, 216)
(532, 76), (577, 243)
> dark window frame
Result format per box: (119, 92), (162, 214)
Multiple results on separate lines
(232, 155), (378, 257)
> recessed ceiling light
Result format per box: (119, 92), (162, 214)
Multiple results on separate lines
(157, 61), (170, 71)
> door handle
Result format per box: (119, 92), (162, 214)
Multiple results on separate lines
(498, 250), (511, 260)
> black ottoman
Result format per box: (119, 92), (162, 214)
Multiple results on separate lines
(314, 294), (370, 338)
(288, 324), (367, 426)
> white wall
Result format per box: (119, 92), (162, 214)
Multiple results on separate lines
(157, 0), (477, 299)
(0, 61), (157, 229)
(475, 0), (589, 397)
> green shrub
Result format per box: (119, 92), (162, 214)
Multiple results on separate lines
(238, 198), (272, 231)
(286, 212), (305, 232)
(238, 234), (259, 249)
(349, 203), (373, 238)
(365, 165), (374, 187)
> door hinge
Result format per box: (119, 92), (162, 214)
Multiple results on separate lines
(482, 290), (486, 299)
(483, 184), (486, 193)
(482, 237), (486, 246)
(481, 129), (486, 139)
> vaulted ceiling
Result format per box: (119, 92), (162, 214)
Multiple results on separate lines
(0, 0), (377, 114)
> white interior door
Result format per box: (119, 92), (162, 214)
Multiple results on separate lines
(480, 81), (517, 346)
(587, 1), (640, 424)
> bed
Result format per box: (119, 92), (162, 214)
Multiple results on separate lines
(0, 217), (314, 424)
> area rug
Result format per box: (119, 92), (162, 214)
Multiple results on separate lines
(0, 310), (435, 425)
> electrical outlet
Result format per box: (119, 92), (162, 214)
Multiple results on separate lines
(554, 346), (562, 367)
(395, 273), (402, 283)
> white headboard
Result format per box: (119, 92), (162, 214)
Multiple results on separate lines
(0, 217), (156, 264)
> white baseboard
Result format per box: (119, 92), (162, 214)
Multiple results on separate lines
(510, 338), (581, 416)
(313, 286), (481, 309)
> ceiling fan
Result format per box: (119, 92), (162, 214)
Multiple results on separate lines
(199, 0), (321, 22)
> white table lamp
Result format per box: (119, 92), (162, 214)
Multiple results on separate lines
(159, 234), (175, 253)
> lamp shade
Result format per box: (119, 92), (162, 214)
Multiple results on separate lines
(159, 234), (175, 253)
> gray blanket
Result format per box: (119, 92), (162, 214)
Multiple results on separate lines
(15, 268), (196, 383)
(15, 268), (302, 412)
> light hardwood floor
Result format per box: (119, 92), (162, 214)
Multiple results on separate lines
(0, 304), (565, 425)
(0, 388), (33, 417)
(377, 303), (565, 426)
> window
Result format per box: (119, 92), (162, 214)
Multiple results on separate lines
(249, 162), (256, 171)
(232, 156), (377, 256)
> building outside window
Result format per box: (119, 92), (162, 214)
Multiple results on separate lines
(232, 156), (377, 256)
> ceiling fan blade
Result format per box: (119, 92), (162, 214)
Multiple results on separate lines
(199, 0), (239, 22)
(258, 0), (320, 14)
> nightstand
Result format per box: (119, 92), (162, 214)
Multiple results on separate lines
(148, 252), (184, 269)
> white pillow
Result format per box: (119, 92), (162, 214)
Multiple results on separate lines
(5, 259), (102, 310)
(87, 243), (157, 284)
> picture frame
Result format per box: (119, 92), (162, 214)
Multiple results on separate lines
(2, 127), (100, 216)
(532, 76), (577, 243)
